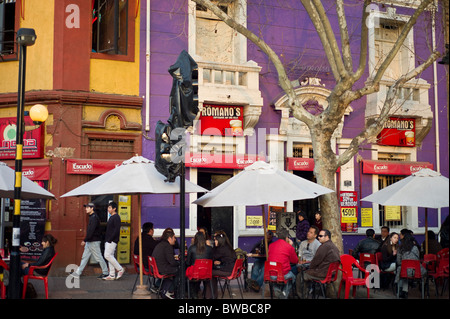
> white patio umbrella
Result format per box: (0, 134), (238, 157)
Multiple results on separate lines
(361, 168), (449, 254)
(194, 161), (335, 258)
(0, 162), (56, 200)
(60, 156), (207, 197)
(61, 155), (207, 296)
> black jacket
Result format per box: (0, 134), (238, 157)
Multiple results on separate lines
(84, 213), (102, 242)
(212, 245), (236, 273)
(105, 214), (121, 243)
(134, 233), (158, 269)
(30, 246), (56, 276)
(152, 240), (179, 275)
(186, 244), (213, 267)
(352, 237), (381, 259)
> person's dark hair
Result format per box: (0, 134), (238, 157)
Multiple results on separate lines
(382, 232), (398, 254)
(142, 222), (154, 233)
(321, 229), (332, 239)
(42, 234), (57, 246)
(277, 229), (290, 240)
(108, 201), (118, 210)
(309, 225), (319, 236)
(161, 229), (175, 242)
(193, 232), (206, 255)
(366, 229), (375, 237)
(214, 230), (233, 250)
(400, 228), (413, 236)
(399, 232), (415, 253)
(381, 226), (390, 232)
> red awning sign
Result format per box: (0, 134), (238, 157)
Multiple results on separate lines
(362, 160), (433, 175)
(185, 153), (264, 169)
(66, 159), (123, 175)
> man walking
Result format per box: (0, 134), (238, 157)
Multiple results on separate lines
(103, 201), (125, 280)
(71, 203), (109, 279)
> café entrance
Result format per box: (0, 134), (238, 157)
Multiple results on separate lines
(197, 170), (233, 245)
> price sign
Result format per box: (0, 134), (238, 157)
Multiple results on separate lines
(246, 216), (263, 227)
(341, 207), (357, 223)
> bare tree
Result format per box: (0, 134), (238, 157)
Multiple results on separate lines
(191, 0), (441, 252)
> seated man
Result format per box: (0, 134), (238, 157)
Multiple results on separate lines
(247, 230), (275, 292)
(298, 226), (321, 263)
(268, 229), (299, 299)
(133, 222), (158, 271)
(151, 229), (179, 299)
(298, 229), (340, 298)
(352, 228), (380, 261)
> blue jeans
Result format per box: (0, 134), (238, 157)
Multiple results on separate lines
(251, 259), (265, 287)
(75, 241), (108, 276)
(271, 271), (296, 299)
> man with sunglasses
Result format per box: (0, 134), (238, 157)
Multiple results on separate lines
(297, 229), (340, 298)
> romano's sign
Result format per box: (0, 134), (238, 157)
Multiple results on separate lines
(377, 117), (416, 147)
(196, 104), (244, 136)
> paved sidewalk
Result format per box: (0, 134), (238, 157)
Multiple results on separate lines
(22, 268), (448, 300)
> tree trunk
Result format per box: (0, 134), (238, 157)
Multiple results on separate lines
(310, 122), (344, 254)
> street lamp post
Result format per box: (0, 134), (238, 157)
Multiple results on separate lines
(9, 28), (37, 299)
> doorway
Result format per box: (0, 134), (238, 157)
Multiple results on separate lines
(197, 170), (233, 245)
(293, 171), (319, 225)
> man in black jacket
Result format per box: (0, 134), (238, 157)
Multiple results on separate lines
(133, 222), (158, 270)
(103, 201), (124, 280)
(71, 203), (109, 279)
(152, 229), (179, 299)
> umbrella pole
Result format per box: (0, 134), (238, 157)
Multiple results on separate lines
(425, 208), (428, 255)
(133, 195), (150, 298)
(261, 205), (269, 261)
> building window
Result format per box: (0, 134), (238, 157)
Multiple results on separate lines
(0, 0), (17, 61)
(194, 0), (246, 64)
(378, 175), (406, 228)
(293, 143), (313, 158)
(92, 0), (128, 55)
(88, 138), (134, 159)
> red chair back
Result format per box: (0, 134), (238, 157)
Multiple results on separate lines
(264, 261), (286, 283)
(399, 259), (422, 279)
(133, 254), (150, 275)
(148, 256), (163, 279)
(435, 258), (449, 277)
(28, 253), (58, 277)
(320, 261), (341, 284)
(437, 248), (449, 261)
(340, 254), (369, 280)
(359, 253), (376, 267)
(228, 258), (244, 280)
(423, 254), (437, 273)
(186, 259), (213, 280)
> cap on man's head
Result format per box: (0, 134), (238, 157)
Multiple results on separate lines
(84, 202), (95, 208)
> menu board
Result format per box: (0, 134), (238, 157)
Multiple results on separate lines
(19, 199), (47, 259)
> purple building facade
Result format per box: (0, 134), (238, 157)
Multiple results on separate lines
(139, 0), (448, 254)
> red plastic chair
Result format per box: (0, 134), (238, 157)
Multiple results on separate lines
(310, 261), (340, 299)
(0, 259), (9, 299)
(263, 260), (293, 299)
(338, 254), (370, 299)
(397, 259), (424, 299)
(215, 258), (244, 299)
(148, 256), (176, 299)
(437, 248), (449, 262)
(428, 257), (449, 297)
(22, 253), (58, 299)
(185, 259), (214, 299)
(131, 254), (152, 294)
(375, 251), (395, 293)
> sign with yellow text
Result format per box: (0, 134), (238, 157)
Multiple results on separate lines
(246, 216), (263, 227)
(385, 206), (401, 221)
(341, 207), (357, 223)
(361, 208), (373, 227)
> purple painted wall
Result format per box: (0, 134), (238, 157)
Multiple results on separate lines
(140, 0), (448, 252)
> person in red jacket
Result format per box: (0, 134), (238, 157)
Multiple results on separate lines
(268, 229), (299, 298)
